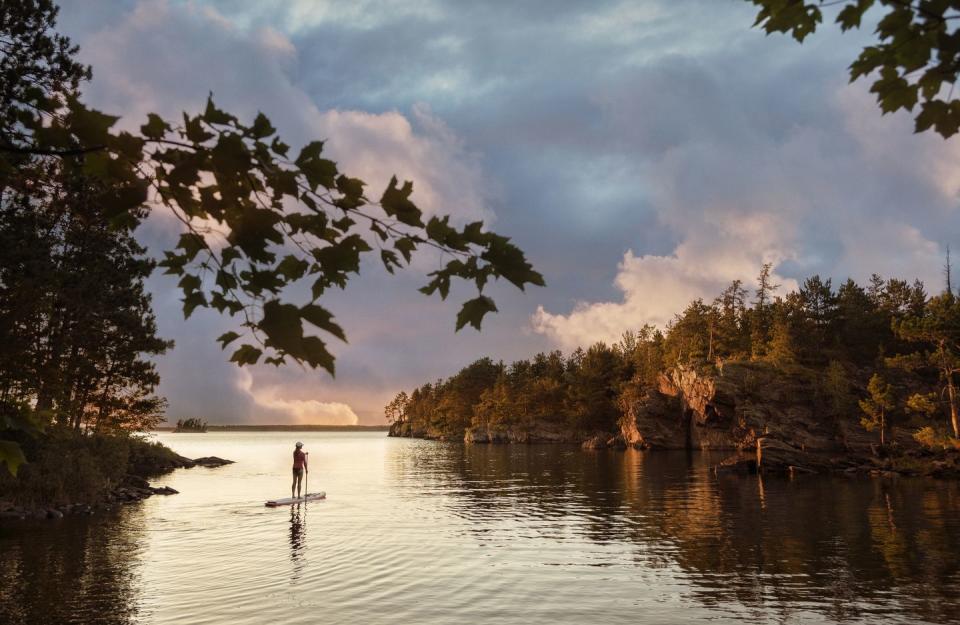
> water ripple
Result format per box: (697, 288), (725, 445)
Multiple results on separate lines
(2, 432), (960, 625)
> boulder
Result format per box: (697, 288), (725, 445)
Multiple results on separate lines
(755, 437), (832, 474)
(606, 435), (627, 450)
(464, 428), (488, 443)
(714, 452), (757, 474)
(581, 435), (607, 450)
(123, 474), (151, 489)
(193, 456), (234, 467)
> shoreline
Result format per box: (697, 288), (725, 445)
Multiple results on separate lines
(155, 425), (390, 432)
(0, 436), (234, 524)
(388, 430), (960, 479)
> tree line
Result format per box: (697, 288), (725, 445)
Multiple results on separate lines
(173, 418), (208, 433)
(387, 263), (960, 447)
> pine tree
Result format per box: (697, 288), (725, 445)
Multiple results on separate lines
(751, 263), (780, 358)
(766, 310), (797, 368)
(860, 374), (895, 446)
(824, 361), (855, 418)
(895, 294), (960, 439)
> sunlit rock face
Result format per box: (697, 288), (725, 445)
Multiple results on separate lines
(618, 390), (687, 450)
(620, 363), (883, 453)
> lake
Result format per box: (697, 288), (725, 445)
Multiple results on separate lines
(1, 431), (959, 624)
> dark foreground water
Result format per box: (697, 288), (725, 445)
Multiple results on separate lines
(1, 432), (959, 625)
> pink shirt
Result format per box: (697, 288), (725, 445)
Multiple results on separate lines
(293, 449), (307, 469)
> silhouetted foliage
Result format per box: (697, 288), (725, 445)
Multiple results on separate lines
(173, 418), (208, 433)
(0, 1), (541, 474)
(748, 0), (960, 137)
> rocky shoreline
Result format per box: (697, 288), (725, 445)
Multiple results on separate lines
(390, 362), (960, 478)
(0, 455), (234, 522)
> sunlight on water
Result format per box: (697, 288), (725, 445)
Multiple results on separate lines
(2, 432), (959, 625)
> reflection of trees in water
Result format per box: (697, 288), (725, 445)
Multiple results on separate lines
(0, 508), (146, 625)
(387, 440), (960, 623)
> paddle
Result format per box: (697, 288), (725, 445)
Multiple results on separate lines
(304, 452), (309, 501)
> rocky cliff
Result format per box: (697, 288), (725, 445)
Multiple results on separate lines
(465, 421), (604, 445)
(388, 419), (462, 442)
(389, 361), (960, 476)
(621, 363), (845, 451)
(618, 362), (932, 474)
(390, 416), (599, 444)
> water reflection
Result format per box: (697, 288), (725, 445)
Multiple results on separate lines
(0, 508), (145, 625)
(3, 434), (959, 625)
(389, 441), (960, 624)
(289, 503), (306, 581)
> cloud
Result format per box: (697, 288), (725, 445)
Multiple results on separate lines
(56, 1), (960, 423)
(308, 104), (493, 223)
(73, 1), (491, 223)
(532, 211), (797, 349)
(531, 53), (957, 349)
(59, 0), (498, 423)
(235, 370), (359, 425)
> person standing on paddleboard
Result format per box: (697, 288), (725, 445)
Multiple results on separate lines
(292, 441), (308, 499)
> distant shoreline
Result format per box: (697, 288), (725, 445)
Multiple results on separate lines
(155, 424), (390, 432)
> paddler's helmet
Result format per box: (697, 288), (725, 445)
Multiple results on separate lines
(295, 441), (303, 448)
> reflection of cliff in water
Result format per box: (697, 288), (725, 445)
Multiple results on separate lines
(0, 508), (146, 625)
(388, 440), (960, 623)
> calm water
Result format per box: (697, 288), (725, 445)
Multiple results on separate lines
(2, 432), (959, 625)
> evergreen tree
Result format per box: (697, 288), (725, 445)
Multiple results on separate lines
(835, 278), (883, 363)
(895, 293), (960, 439)
(824, 360), (855, 418)
(384, 391), (409, 425)
(751, 263), (780, 358)
(860, 374), (895, 446)
(0, 178), (171, 434)
(564, 343), (622, 431)
(766, 306), (797, 368)
(798, 275), (837, 359)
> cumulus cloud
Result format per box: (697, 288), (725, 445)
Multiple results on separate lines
(532, 211), (797, 349)
(308, 104), (492, 223)
(60, 0), (496, 423)
(56, 1), (960, 422)
(532, 52), (958, 348)
(74, 1), (491, 224)
(236, 370), (359, 425)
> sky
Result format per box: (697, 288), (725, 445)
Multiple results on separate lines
(56, 1), (960, 425)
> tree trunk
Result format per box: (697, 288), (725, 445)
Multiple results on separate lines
(940, 341), (958, 440)
(948, 372), (959, 439)
(880, 408), (886, 447)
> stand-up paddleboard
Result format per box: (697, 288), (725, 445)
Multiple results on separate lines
(265, 492), (326, 507)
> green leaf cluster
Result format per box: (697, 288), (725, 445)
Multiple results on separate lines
(748, 0), (960, 137)
(0, 3), (544, 380)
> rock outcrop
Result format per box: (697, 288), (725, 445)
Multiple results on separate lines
(619, 390), (687, 449)
(581, 434), (627, 450)
(193, 456), (234, 468)
(389, 360), (955, 477)
(619, 363), (889, 473)
(465, 421), (587, 444)
(388, 420), (461, 441)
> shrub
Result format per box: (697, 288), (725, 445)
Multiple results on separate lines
(913, 426), (960, 451)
